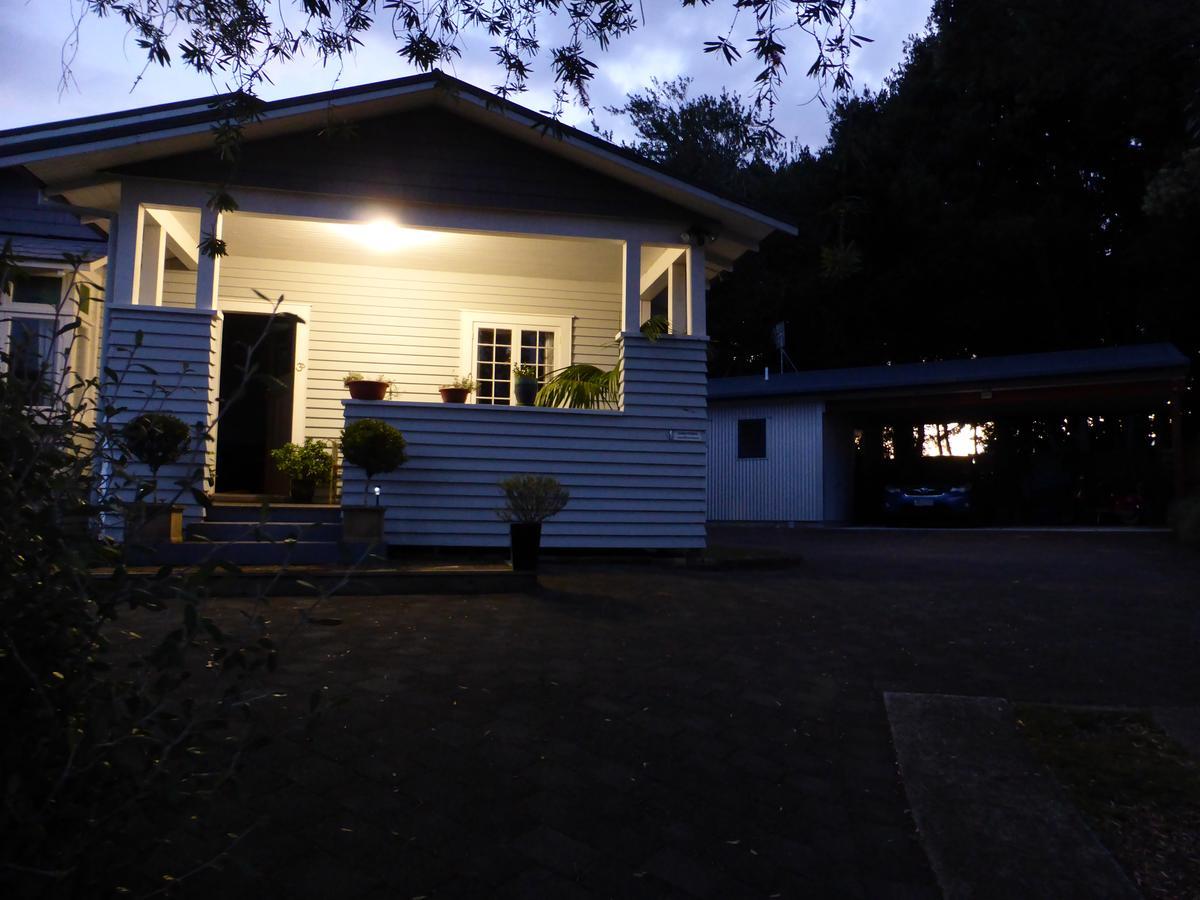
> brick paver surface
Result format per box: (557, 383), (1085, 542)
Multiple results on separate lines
(158, 530), (1200, 898)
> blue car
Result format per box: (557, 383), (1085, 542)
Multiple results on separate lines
(883, 481), (972, 518)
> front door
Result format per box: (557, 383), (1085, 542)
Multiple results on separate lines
(215, 312), (297, 495)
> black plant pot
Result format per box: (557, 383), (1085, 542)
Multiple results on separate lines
(514, 377), (539, 406)
(290, 479), (316, 503)
(509, 522), (542, 571)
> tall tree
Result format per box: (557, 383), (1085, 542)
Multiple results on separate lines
(702, 0), (1200, 376)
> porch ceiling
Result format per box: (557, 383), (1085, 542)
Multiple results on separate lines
(183, 211), (624, 282)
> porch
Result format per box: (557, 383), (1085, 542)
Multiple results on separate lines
(102, 197), (710, 549)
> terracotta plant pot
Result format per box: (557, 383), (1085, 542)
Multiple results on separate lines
(509, 522), (542, 571)
(347, 380), (389, 400)
(127, 503), (184, 544)
(343, 506), (386, 546)
(439, 387), (470, 403)
(514, 377), (539, 406)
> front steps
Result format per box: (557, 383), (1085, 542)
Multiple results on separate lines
(131, 503), (351, 566)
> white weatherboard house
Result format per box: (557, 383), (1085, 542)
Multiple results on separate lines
(0, 73), (793, 551)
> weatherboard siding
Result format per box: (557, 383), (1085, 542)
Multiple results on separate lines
(343, 336), (709, 549)
(102, 305), (220, 526)
(707, 399), (826, 522)
(162, 254), (621, 447)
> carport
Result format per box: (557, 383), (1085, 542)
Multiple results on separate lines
(707, 343), (1190, 525)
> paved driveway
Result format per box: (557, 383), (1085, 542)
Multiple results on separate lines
(174, 530), (1200, 898)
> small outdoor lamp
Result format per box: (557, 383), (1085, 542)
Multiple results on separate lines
(373, 485), (381, 507)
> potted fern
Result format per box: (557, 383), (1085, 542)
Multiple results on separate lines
(122, 412), (191, 544)
(498, 474), (569, 570)
(341, 418), (407, 545)
(270, 438), (332, 503)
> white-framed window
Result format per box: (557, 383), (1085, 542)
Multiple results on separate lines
(459, 311), (573, 405)
(1, 271), (70, 391)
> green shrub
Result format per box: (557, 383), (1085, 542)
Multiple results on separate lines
(271, 438), (333, 482)
(498, 474), (570, 523)
(342, 419), (407, 503)
(122, 412), (191, 474)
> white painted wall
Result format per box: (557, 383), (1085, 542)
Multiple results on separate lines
(707, 398), (827, 522)
(163, 255), (620, 447)
(343, 335), (709, 549)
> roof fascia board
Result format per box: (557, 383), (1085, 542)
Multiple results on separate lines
(711, 367), (1190, 403)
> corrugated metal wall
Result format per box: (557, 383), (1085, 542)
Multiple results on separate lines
(706, 399), (827, 521)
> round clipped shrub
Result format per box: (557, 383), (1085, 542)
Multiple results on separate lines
(122, 412), (191, 474)
(271, 438), (333, 482)
(341, 418), (407, 481)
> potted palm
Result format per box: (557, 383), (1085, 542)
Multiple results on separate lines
(341, 418), (407, 545)
(497, 474), (570, 571)
(439, 375), (476, 403)
(513, 365), (540, 406)
(270, 438), (332, 503)
(122, 412), (191, 543)
(344, 372), (391, 401)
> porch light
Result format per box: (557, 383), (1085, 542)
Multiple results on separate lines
(350, 219), (438, 253)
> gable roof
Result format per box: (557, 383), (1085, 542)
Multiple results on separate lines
(0, 71), (795, 253)
(0, 168), (107, 264)
(709, 343), (1191, 402)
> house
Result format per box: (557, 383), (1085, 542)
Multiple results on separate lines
(707, 344), (1190, 525)
(0, 72), (794, 551)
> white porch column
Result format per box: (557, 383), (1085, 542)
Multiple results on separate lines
(111, 196), (145, 306)
(668, 259), (688, 335)
(195, 206), (223, 311)
(135, 217), (166, 307)
(621, 238), (641, 334)
(686, 244), (707, 338)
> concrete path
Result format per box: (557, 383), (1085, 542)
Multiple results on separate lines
(886, 692), (1140, 900)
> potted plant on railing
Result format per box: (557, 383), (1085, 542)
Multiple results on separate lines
(341, 418), (407, 546)
(513, 365), (540, 406)
(122, 412), (191, 544)
(344, 372), (391, 401)
(270, 438), (333, 503)
(439, 375), (476, 404)
(497, 474), (570, 571)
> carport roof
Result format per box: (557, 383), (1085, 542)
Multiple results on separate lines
(708, 343), (1190, 403)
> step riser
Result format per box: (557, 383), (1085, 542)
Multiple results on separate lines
(188, 523), (343, 542)
(129, 542), (347, 566)
(205, 505), (342, 524)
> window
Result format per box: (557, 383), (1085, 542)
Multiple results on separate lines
(6, 317), (55, 387)
(461, 312), (572, 406)
(7, 274), (63, 306)
(738, 418), (767, 459)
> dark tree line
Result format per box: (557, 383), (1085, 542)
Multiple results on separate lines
(610, 0), (1200, 387)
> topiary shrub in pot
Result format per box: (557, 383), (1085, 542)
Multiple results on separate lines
(497, 474), (569, 571)
(340, 418), (407, 545)
(270, 438), (333, 503)
(122, 412), (192, 544)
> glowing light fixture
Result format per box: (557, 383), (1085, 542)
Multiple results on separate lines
(340, 218), (439, 253)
